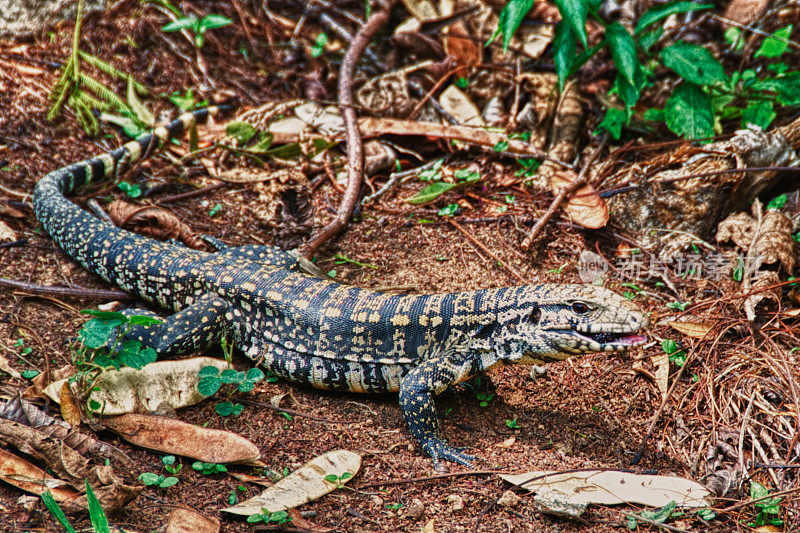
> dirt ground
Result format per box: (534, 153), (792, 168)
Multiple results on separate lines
(1, 1), (798, 531)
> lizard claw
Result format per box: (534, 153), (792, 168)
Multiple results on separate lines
(422, 439), (475, 468)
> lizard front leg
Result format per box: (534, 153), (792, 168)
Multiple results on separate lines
(121, 294), (231, 357)
(398, 357), (476, 468)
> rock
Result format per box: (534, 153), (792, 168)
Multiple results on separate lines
(405, 498), (425, 520)
(0, 0), (106, 37)
(446, 494), (464, 512)
(497, 490), (520, 508)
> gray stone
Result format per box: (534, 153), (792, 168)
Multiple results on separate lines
(0, 0), (105, 38)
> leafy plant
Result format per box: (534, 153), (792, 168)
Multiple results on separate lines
(334, 253), (379, 270)
(192, 461), (228, 475)
(323, 472), (354, 489)
(167, 88), (208, 111)
(247, 509), (291, 524)
(661, 339), (687, 367)
(505, 418), (520, 429)
(494, 0), (800, 141)
(311, 32), (329, 57)
(69, 310), (161, 414)
(139, 471), (179, 488)
(116, 181), (142, 199)
(748, 482), (783, 527)
(162, 12), (232, 48)
(197, 335), (264, 418)
(407, 166), (481, 205)
(626, 500), (679, 529)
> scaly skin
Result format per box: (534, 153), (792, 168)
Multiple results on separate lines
(33, 108), (649, 467)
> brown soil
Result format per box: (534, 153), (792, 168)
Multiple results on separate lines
(1, 1), (798, 532)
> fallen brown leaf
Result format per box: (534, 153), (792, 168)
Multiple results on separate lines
(667, 321), (714, 339)
(0, 448), (81, 501)
(102, 413), (262, 464)
(165, 507), (221, 533)
(550, 170), (609, 229)
(60, 382), (82, 428)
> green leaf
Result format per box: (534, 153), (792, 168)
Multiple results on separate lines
(766, 193), (787, 210)
(438, 203), (459, 217)
(751, 481), (770, 500)
(199, 14), (233, 30)
(220, 368), (240, 384)
(642, 107), (665, 121)
(139, 472), (162, 486)
(21, 370), (40, 379)
(226, 122), (257, 144)
(341, 472), (353, 480)
(122, 346), (156, 370)
(81, 310), (127, 322)
(753, 72), (800, 106)
(215, 401), (235, 416)
(198, 365), (220, 378)
(79, 320), (116, 349)
(323, 474), (338, 483)
(606, 23), (638, 86)
(613, 70), (644, 112)
(162, 15), (198, 32)
(197, 376), (222, 396)
(755, 24), (793, 58)
(246, 367), (265, 382)
(407, 182), (459, 205)
(41, 491), (77, 533)
(635, 2), (713, 34)
(553, 20), (577, 91)
(554, 0), (588, 48)
(665, 82), (714, 140)
(238, 381), (255, 393)
(660, 42), (726, 85)
(597, 108), (627, 140)
(85, 480), (110, 533)
(638, 27), (663, 53)
(742, 100), (776, 129)
(724, 27), (744, 51)
(160, 476), (179, 488)
(496, 0), (535, 50)
(127, 315), (163, 326)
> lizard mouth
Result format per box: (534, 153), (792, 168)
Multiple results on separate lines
(575, 327), (648, 351)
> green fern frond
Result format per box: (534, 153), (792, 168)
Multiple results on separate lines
(78, 72), (133, 115)
(77, 51), (149, 95)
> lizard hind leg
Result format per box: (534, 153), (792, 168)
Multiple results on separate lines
(118, 294), (232, 357)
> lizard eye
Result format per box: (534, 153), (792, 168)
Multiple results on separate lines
(571, 301), (590, 315)
(529, 305), (541, 325)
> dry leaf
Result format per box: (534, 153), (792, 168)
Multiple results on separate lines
(223, 450), (361, 515)
(103, 413), (261, 464)
(550, 170), (609, 229)
(438, 85), (484, 127)
(400, 0), (438, 20)
(59, 382), (82, 428)
(496, 436), (516, 448)
(651, 353), (669, 399)
(444, 21), (481, 71)
(107, 201), (204, 249)
(0, 220), (17, 242)
(667, 321), (714, 339)
(716, 202), (795, 272)
(0, 354), (21, 379)
(501, 470), (710, 518)
(165, 507), (221, 533)
(44, 357), (228, 415)
(744, 271), (781, 321)
(0, 448), (81, 501)
(420, 518), (436, 533)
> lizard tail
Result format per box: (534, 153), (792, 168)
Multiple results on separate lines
(32, 106), (228, 295)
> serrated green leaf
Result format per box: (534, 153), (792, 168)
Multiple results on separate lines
(753, 72), (800, 106)
(226, 122), (257, 144)
(406, 182), (459, 205)
(665, 82), (714, 140)
(198, 376), (221, 396)
(79, 320), (117, 349)
(554, 0), (588, 48)
(741, 100), (776, 129)
(496, 0), (535, 50)
(127, 315), (163, 326)
(554, 20), (576, 91)
(198, 365), (221, 378)
(606, 23), (638, 86)
(82, 310), (128, 322)
(246, 367), (265, 382)
(660, 42), (726, 85)
(635, 1), (713, 34)
(755, 24), (793, 58)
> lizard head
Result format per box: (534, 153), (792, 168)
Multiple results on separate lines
(493, 284), (648, 363)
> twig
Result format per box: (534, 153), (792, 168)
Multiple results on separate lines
(0, 277), (132, 300)
(300, 0), (398, 259)
(522, 135), (607, 248)
(448, 219), (525, 283)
